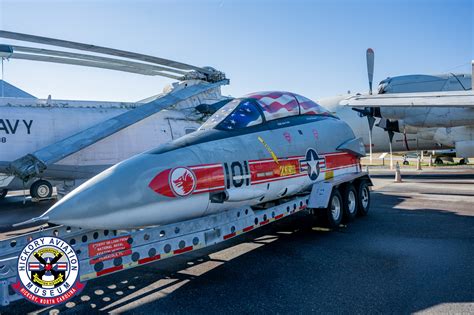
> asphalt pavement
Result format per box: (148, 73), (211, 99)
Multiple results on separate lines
(1, 168), (473, 314)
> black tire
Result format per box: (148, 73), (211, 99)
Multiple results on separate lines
(357, 180), (371, 216)
(324, 188), (343, 228)
(30, 180), (53, 199)
(434, 157), (443, 165)
(0, 189), (7, 199)
(342, 184), (358, 222)
(459, 158), (466, 165)
(403, 161), (409, 165)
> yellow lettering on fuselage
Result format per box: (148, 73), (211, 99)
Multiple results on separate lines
(279, 164), (296, 176)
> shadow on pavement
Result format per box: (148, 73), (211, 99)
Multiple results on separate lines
(11, 191), (474, 314)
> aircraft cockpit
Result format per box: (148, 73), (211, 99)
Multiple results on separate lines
(199, 91), (333, 131)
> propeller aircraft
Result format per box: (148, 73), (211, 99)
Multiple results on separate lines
(319, 49), (473, 165)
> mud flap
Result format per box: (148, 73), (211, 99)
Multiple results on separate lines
(308, 172), (371, 209)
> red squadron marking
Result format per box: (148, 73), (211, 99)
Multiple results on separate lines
(250, 158), (302, 184)
(149, 152), (359, 198)
(149, 164), (224, 197)
(191, 164), (225, 193)
(323, 152), (357, 170)
(171, 168), (196, 196)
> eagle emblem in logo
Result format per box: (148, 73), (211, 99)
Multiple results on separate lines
(170, 167), (197, 197)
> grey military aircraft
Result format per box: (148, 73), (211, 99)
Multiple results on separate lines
(37, 91), (368, 229)
(319, 49), (473, 165)
(0, 31), (230, 200)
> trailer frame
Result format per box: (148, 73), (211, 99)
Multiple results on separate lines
(0, 172), (370, 307)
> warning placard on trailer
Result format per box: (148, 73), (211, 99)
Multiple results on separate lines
(88, 236), (132, 264)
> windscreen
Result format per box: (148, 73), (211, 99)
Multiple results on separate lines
(199, 99), (263, 131)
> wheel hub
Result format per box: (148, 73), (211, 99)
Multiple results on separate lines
(331, 197), (341, 220)
(361, 188), (369, 208)
(37, 185), (50, 198)
(348, 191), (356, 213)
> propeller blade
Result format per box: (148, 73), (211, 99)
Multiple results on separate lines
(367, 114), (375, 164)
(367, 115), (376, 131)
(366, 48), (375, 95)
(0, 30), (212, 74)
(388, 130), (394, 143)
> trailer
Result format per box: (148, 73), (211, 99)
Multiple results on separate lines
(0, 172), (371, 307)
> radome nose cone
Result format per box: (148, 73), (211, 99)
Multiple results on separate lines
(41, 154), (163, 229)
(42, 176), (107, 227)
(41, 166), (134, 228)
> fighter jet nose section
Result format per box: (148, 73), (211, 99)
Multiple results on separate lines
(42, 155), (165, 229)
(42, 167), (117, 226)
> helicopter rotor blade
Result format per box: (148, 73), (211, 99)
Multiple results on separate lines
(6, 51), (184, 79)
(11, 45), (188, 75)
(0, 30), (212, 74)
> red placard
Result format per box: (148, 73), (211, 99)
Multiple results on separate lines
(88, 236), (132, 264)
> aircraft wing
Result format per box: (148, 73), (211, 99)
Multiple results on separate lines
(340, 91), (474, 107)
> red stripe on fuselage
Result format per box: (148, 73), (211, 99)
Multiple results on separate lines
(190, 165), (225, 193)
(249, 159), (301, 182)
(150, 152), (359, 198)
(324, 152), (357, 170)
(149, 169), (174, 197)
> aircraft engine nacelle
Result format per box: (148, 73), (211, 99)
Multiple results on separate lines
(378, 107), (474, 128)
(416, 128), (437, 141)
(397, 121), (419, 134)
(455, 141), (474, 158)
(434, 126), (474, 156)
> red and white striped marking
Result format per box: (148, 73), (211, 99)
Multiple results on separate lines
(28, 263), (42, 271)
(55, 263), (68, 270)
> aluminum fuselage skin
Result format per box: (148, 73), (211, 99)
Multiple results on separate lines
(42, 115), (359, 229)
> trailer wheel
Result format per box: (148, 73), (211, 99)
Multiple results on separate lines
(342, 184), (358, 222)
(30, 180), (53, 199)
(357, 180), (371, 216)
(0, 189), (7, 199)
(325, 188), (343, 228)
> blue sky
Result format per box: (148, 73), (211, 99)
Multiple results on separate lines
(0, 0), (472, 102)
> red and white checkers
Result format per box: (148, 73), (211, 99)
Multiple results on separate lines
(246, 91), (299, 120)
(245, 91), (332, 119)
